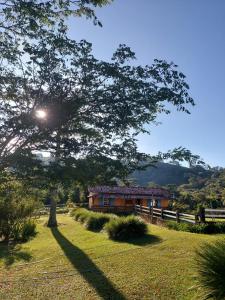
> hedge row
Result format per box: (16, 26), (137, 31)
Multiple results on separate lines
(71, 208), (116, 231)
(71, 208), (148, 240)
(166, 221), (225, 234)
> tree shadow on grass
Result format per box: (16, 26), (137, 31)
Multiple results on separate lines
(120, 234), (162, 246)
(0, 243), (32, 267)
(51, 227), (126, 300)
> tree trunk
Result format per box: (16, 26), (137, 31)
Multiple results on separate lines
(47, 197), (58, 227)
(47, 129), (61, 228)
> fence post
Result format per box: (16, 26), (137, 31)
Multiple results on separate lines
(140, 205), (142, 215)
(149, 206), (151, 221)
(199, 207), (206, 223)
(176, 210), (180, 223)
(194, 214), (199, 224)
(151, 207), (154, 223)
(161, 208), (164, 219)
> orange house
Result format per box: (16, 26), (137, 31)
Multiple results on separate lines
(88, 186), (170, 213)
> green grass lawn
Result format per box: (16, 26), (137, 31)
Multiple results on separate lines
(0, 215), (224, 300)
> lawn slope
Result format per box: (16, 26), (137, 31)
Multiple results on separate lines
(0, 215), (224, 300)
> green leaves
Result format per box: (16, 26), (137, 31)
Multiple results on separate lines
(0, 37), (195, 181)
(0, 0), (195, 186)
(161, 147), (205, 168)
(195, 240), (225, 299)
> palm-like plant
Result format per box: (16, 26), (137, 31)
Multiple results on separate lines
(195, 240), (225, 299)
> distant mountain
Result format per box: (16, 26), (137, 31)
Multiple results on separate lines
(131, 162), (212, 186)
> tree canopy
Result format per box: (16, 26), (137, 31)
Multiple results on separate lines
(0, 0), (198, 226)
(0, 0), (195, 179)
(0, 39), (194, 174)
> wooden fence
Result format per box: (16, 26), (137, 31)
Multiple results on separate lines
(43, 202), (88, 211)
(35, 203), (89, 217)
(43, 204), (67, 210)
(205, 208), (225, 220)
(135, 205), (225, 224)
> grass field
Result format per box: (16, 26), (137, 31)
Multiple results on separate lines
(0, 214), (224, 300)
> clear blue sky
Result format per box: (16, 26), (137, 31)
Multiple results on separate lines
(69, 0), (225, 167)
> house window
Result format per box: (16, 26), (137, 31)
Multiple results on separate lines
(103, 198), (110, 206)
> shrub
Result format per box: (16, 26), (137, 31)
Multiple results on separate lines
(73, 208), (90, 222)
(11, 219), (37, 242)
(85, 214), (112, 231)
(215, 222), (225, 233)
(70, 207), (79, 217)
(190, 223), (224, 234)
(104, 215), (148, 241)
(195, 240), (225, 299)
(20, 220), (37, 241)
(166, 221), (180, 231)
(0, 179), (39, 241)
(177, 223), (191, 232)
(78, 211), (91, 224)
(166, 221), (225, 234)
(72, 208), (116, 231)
(166, 221), (191, 232)
(189, 224), (208, 234)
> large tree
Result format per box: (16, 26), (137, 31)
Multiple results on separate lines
(0, 0), (112, 170)
(0, 37), (195, 225)
(0, 0), (196, 226)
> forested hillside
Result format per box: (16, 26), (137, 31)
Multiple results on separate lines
(132, 162), (225, 210)
(132, 162), (212, 186)
(178, 167), (225, 203)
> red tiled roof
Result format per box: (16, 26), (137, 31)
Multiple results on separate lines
(88, 186), (169, 197)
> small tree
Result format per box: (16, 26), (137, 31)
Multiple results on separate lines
(68, 186), (81, 204)
(0, 0), (197, 227)
(0, 39), (195, 226)
(0, 177), (40, 241)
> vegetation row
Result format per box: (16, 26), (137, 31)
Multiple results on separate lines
(71, 208), (116, 232)
(71, 208), (148, 240)
(166, 220), (225, 234)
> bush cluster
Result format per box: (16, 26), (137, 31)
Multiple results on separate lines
(0, 218), (37, 242)
(104, 215), (148, 241)
(72, 209), (148, 241)
(0, 180), (39, 242)
(85, 214), (112, 231)
(13, 219), (37, 242)
(72, 208), (116, 231)
(166, 221), (225, 234)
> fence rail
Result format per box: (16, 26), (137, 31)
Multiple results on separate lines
(135, 205), (225, 224)
(43, 203), (88, 210)
(205, 208), (225, 219)
(44, 204), (66, 209)
(34, 202), (90, 217)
